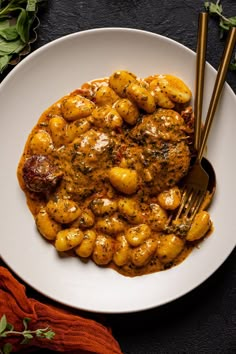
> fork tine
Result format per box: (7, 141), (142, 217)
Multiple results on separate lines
(183, 188), (200, 218)
(165, 185), (207, 235)
(189, 191), (206, 221)
(175, 188), (190, 219)
(174, 186), (207, 222)
(175, 186), (199, 220)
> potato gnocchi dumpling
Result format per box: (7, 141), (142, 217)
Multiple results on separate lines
(55, 228), (84, 252)
(17, 70), (213, 277)
(75, 230), (97, 258)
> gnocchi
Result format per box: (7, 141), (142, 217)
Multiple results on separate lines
(157, 187), (181, 210)
(91, 106), (123, 129)
(95, 85), (119, 106)
(36, 208), (62, 240)
(75, 230), (97, 258)
(155, 74), (192, 104)
(117, 198), (144, 224)
(46, 198), (82, 224)
(48, 116), (67, 147)
(92, 234), (114, 265)
(131, 238), (159, 267)
(126, 82), (156, 113)
(109, 70), (137, 97)
(115, 98), (139, 125)
(55, 228), (84, 252)
(186, 211), (211, 241)
(125, 224), (151, 247)
(108, 167), (138, 195)
(18, 70), (213, 277)
(113, 235), (130, 266)
(29, 130), (53, 155)
(156, 234), (185, 264)
(61, 95), (95, 121)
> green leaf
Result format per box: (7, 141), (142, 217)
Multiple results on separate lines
(219, 19), (230, 31)
(27, 0), (38, 12)
(22, 317), (31, 330)
(0, 0), (47, 73)
(16, 9), (30, 43)
(204, 1), (236, 41)
(227, 16), (236, 26)
(35, 328), (43, 337)
(0, 25), (19, 40)
(20, 337), (31, 345)
(0, 4), (24, 18)
(0, 314), (7, 334)
(6, 322), (14, 331)
(204, 1), (223, 15)
(0, 19), (10, 30)
(229, 54), (236, 71)
(0, 37), (25, 55)
(219, 17), (236, 31)
(44, 330), (55, 340)
(20, 331), (34, 345)
(0, 20), (19, 41)
(3, 343), (13, 354)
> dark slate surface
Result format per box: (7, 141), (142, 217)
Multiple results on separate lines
(1, 1), (235, 353)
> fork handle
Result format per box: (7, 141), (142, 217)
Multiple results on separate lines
(197, 26), (236, 162)
(194, 12), (208, 152)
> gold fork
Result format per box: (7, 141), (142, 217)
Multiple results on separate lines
(174, 15), (236, 227)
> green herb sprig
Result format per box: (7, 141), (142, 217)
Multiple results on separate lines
(204, 0), (236, 70)
(0, 314), (55, 354)
(0, 0), (46, 73)
(205, 0), (236, 34)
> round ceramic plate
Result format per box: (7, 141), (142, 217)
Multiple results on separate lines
(0, 28), (235, 314)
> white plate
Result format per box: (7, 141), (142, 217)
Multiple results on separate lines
(0, 28), (235, 314)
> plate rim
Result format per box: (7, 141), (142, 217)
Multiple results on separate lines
(0, 27), (236, 314)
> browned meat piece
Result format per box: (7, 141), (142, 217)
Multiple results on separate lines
(141, 141), (190, 194)
(70, 129), (115, 173)
(129, 108), (191, 194)
(53, 129), (116, 200)
(23, 155), (63, 193)
(130, 108), (188, 143)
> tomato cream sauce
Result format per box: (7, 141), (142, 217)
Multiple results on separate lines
(17, 71), (212, 277)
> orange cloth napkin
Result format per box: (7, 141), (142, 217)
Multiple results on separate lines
(0, 266), (123, 353)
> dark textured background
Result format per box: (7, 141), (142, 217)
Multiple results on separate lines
(1, 1), (236, 353)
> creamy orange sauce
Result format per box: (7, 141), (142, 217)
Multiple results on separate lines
(17, 71), (212, 277)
